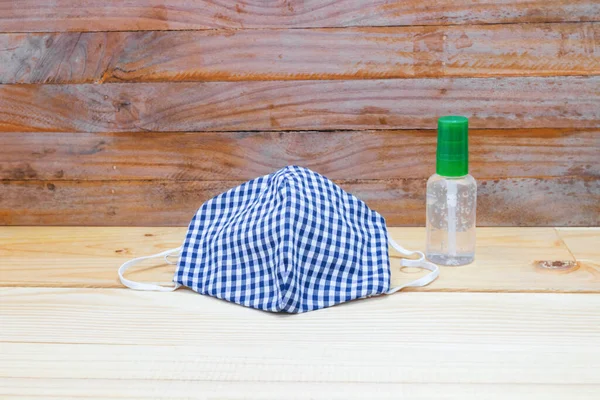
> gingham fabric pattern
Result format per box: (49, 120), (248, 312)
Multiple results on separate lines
(175, 166), (391, 313)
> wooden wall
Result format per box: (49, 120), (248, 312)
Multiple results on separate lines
(0, 1), (598, 226)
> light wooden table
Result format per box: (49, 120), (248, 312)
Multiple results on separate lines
(1, 227), (599, 399)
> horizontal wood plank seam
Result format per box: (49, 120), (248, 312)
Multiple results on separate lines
(2, 285), (599, 293)
(1, 374), (599, 382)
(0, 126), (593, 133)
(1, 20), (599, 33)
(2, 74), (599, 86)
(2, 176), (597, 183)
(8, 74), (600, 85)
(0, 128), (592, 132)
(4, 19), (600, 34)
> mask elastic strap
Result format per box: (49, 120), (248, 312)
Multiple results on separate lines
(386, 233), (440, 294)
(118, 246), (183, 292)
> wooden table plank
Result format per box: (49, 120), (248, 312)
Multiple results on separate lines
(1, 227), (598, 292)
(0, 1), (596, 32)
(2, 379), (598, 400)
(1, 77), (598, 132)
(557, 228), (600, 273)
(1, 290), (599, 396)
(2, 129), (598, 181)
(557, 228), (600, 260)
(3, 23), (598, 84)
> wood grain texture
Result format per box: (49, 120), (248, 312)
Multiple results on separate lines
(1, 1), (597, 32)
(1, 129), (598, 181)
(1, 227), (598, 292)
(3, 380), (600, 400)
(557, 228), (600, 273)
(1, 178), (598, 226)
(557, 228), (600, 260)
(2, 23), (598, 84)
(1, 77), (598, 132)
(1, 289), (599, 396)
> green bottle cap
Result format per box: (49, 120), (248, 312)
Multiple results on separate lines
(436, 116), (469, 177)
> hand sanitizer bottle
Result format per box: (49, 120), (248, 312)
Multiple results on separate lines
(426, 116), (476, 266)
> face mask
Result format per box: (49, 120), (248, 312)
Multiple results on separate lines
(119, 166), (439, 313)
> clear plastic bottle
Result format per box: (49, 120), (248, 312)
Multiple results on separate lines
(426, 116), (476, 266)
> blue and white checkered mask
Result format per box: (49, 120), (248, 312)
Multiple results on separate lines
(119, 166), (438, 313)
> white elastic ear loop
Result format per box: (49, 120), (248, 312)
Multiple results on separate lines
(118, 246), (183, 292)
(386, 233), (440, 294)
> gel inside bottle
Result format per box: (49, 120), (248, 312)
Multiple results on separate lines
(426, 116), (476, 266)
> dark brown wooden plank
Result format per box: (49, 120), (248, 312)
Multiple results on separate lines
(1, 178), (597, 226)
(1, 1), (597, 32)
(1, 129), (598, 181)
(2, 23), (598, 84)
(0, 77), (598, 132)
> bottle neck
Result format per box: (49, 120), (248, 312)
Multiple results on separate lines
(436, 173), (468, 179)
